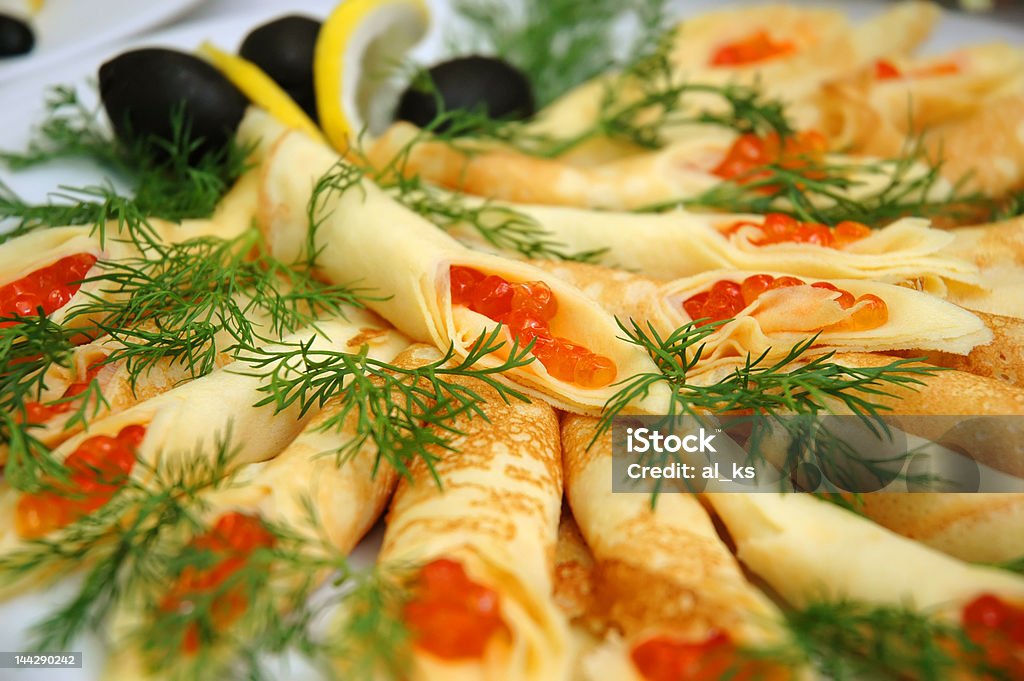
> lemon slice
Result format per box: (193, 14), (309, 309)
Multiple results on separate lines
(315, 0), (429, 151)
(199, 42), (326, 144)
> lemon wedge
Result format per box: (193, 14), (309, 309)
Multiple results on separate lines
(315, 0), (429, 151)
(199, 42), (326, 144)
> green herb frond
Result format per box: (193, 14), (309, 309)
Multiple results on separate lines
(237, 327), (534, 484)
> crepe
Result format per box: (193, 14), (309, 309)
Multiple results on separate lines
(855, 493), (1024, 564)
(253, 128), (670, 415)
(946, 214), (1024, 318)
(366, 122), (952, 212)
(0, 176), (257, 332)
(531, 263), (991, 378)
(705, 493), (1024, 615)
(101, 331), (409, 679)
(439, 192), (977, 290)
(905, 310), (1024, 388)
(832, 352), (1024, 478)
(561, 414), (795, 681)
(0, 312), (404, 595)
(363, 344), (569, 681)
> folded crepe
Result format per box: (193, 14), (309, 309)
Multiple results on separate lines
(531, 263), (991, 379)
(705, 493), (1024, 616)
(366, 122), (952, 212)
(253, 128), (670, 415)
(831, 352), (1024, 478)
(438, 191), (977, 291)
(561, 414), (797, 681)
(360, 344), (569, 681)
(101, 333), (410, 680)
(904, 309), (1024, 388)
(854, 493), (1024, 564)
(0, 313), (404, 594)
(946, 214), (1024, 318)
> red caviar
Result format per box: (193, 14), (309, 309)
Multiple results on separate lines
(960, 594), (1024, 677)
(403, 558), (505, 660)
(874, 58), (960, 80)
(15, 423), (145, 538)
(20, 356), (108, 425)
(722, 213), (872, 249)
(449, 266), (616, 387)
(632, 632), (784, 681)
(0, 253), (96, 325)
(711, 30), (796, 66)
(711, 131), (827, 191)
(682, 274), (888, 331)
(160, 512), (276, 654)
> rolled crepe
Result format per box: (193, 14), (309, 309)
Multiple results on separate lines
(0, 312), (404, 593)
(561, 414), (794, 681)
(0, 284), (285, 465)
(101, 331), (409, 679)
(0, 187), (256, 332)
(532, 263), (991, 379)
(704, 493), (1024, 616)
(367, 121), (952, 212)
(832, 352), (1024, 478)
(905, 310), (1024, 388)
(254, 129), (670, 415)
(438, 191), (977, 290)
(366, 343), (569, 681)
(855, 493), (1024, 564)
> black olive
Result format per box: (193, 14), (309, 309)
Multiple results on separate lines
(0, 13), (34, 57)
(99, 48), (248, 160)
(396, 55), (535, 133)
(239, 15), (321, 123)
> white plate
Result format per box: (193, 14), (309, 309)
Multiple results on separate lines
(0, 0), (211, 84)
(0, 2), (1022, 679)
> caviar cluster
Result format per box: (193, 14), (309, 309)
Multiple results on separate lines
(683, 274), (888, 330)
(449, 266), (617, 388)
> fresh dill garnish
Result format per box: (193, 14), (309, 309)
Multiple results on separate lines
(128, 497), (409, 681)
(410, 27), (794, 160)
(451, 0), (670, 108)
(598, 319), (945, 497)
(5, 438), (240, 650)
(311, 146), (603, 264)
(0, 84), (249, 244)
(65, 228), (371, 385)
(598, 319), (939, 433)
(0, 314), (84, 490)
(758, 600), (1010, 681)
(652, 139), (983, 227)
(237, 327), (534, 483)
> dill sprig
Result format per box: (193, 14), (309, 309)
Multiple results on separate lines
(132, 497), (409, 681)
(414, 27), (794, 160)
(653, 139), (982, 227)
(6, 438), (240, 651)
(0, 314), (87, 490)
(237, 327), (534, 483)
(451, 0), (670, 108)
(760, 600), (1011, 681)
(65, 228), (370, 385)
(0, 85), (249, 245)
(331, 130), (604, 263)
(599, 319), (939, 432)
(599, 319), (945, 495)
